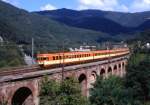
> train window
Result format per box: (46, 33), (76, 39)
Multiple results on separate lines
(65, 56), (68, 59)
(70, 55), (72, 59)
(59, 56), (62, 59)
(56, 56), (58, 60)
(73, 55), (75, 58)
(53, 56), (55, 60)
(75, 55), (77, 58)
(43, 57), (47, 60)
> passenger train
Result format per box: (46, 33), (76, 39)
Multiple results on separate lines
(37, 48), (129, 68)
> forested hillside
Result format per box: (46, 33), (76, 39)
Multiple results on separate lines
(36, 9), (150, 35)
(0, 1), (111, 53)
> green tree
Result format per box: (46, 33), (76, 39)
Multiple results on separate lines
(90, 76), (136, 105)
(0, 45), (25, 68)
(125, 59), (150, 103)
(40, 77), (89, 105)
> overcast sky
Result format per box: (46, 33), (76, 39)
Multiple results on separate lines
(2, 0), (150, 12)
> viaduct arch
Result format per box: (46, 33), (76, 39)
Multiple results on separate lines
(78, 74), (87, 96)
(0, 56), (129, 105)
(12, 87), (33, 105)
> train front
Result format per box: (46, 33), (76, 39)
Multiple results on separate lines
(36, 54), (49, 68)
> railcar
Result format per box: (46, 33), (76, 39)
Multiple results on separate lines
(37, 48), (129, 68)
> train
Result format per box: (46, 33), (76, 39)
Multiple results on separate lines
(37, 48), (130, 68)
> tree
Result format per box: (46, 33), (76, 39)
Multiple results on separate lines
(40, 77), (89, 105)
(90, 76), (136, 105)
(125, 59), (150, 103)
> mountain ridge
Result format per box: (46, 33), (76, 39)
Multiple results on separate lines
(35, 8), (150, 34)
(0, 1), (113, 53)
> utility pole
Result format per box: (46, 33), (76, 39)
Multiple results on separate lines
(32, 38), (34, 65)
(62, 41), (65, 82)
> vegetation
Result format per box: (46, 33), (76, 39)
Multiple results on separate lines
(0, 43), (24, 68)
(40, 77), (89, 105)
(125, 53), (150, 103)
(90, 76), (135, 105)
(89, 48), (150, 105)
(0, 0), (110, 68)
(0, 1), (110, 53)
(36, 8), (150, 35)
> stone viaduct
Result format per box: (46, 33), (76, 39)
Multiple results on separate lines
(0, 55), (129, 105)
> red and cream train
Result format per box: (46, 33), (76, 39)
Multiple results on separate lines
(37, 48), (129, 68)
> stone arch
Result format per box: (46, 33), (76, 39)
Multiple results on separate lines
(118, 63), (122, 76)
(90, 71), (97, 83)
(78, 74), (87, 96)
(122, 62), (125, 68)
(11, 87), (34, 105)
(65, 77), (70, 80)
(122, 62), (126, 76)
(119, 63), (121, 69)
(113, 65), (117, 75)
(100, 68), (105, 77)
(108, 67), (112, 76)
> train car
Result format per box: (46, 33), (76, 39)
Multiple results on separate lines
(37, 48), (129, 68)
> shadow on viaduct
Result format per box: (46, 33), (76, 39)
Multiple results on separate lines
(0, 58), (127, 105)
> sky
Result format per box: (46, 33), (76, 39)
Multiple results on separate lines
(2, 0), (150, 13)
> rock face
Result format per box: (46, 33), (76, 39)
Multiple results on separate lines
(24, 54), (36, 65)
(0, 36), (3, 42)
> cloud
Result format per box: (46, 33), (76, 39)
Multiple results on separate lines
(130, 0), (150, 12)
(1, 0), (19, 6)
(77, 0), (150, 12)
(78, 0), (118, 11)
(40, 4), (57, 11)
(2, 0), (8, 2)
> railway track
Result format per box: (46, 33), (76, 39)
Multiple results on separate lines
(0, 65), (41, 76)
(0, 53), (129, 77)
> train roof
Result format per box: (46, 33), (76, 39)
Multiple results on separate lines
(37, 48), (129, 57)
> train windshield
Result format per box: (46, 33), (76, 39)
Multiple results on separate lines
(37, 57), (48, 60)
